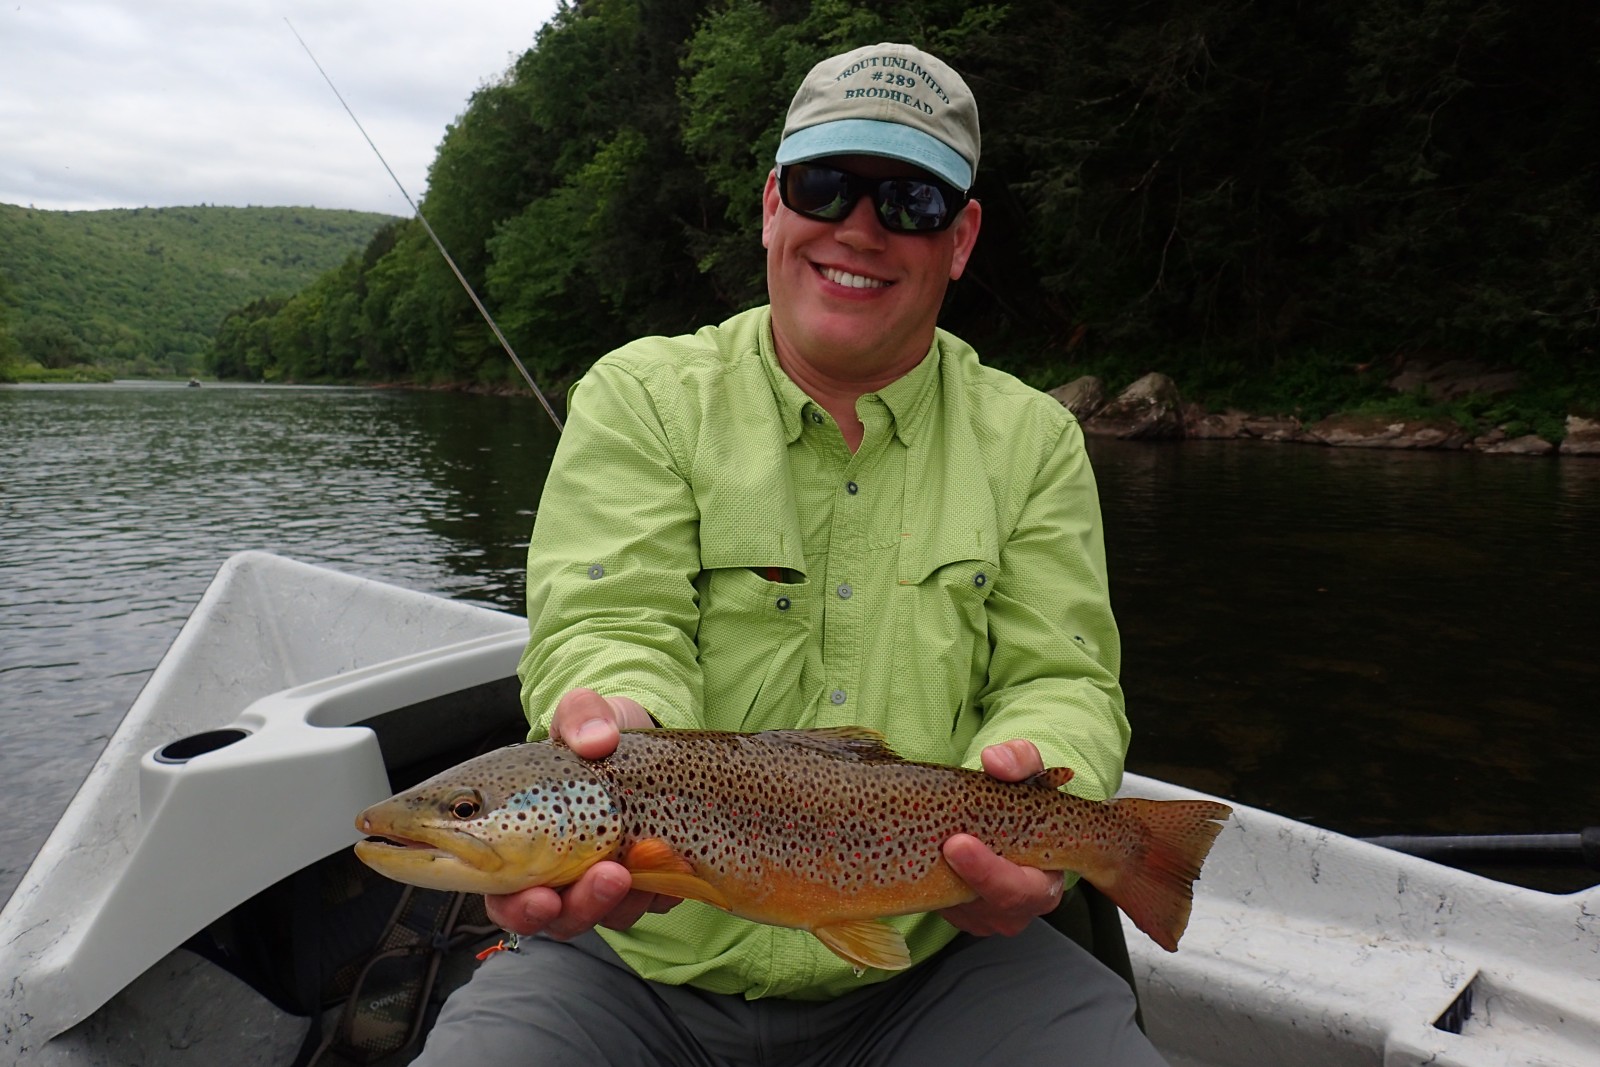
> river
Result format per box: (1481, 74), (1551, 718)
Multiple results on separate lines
(2, 380), (1597, 907)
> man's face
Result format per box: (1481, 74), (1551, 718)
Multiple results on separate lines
(762, 154), (981, 383)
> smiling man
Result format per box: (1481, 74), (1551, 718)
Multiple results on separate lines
(412, 42), (1164, 1067)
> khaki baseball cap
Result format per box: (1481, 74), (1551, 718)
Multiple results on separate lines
(775, 43), (980, 190)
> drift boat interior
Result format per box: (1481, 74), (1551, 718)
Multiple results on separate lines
(1, 552), (1595, 1066)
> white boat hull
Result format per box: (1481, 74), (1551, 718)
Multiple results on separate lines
(1, 552), (1594, 1066)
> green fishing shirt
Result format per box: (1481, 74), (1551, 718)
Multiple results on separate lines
(517, 305), (1127, 1001)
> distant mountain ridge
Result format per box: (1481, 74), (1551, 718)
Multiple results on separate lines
(0, 203), (395, 378)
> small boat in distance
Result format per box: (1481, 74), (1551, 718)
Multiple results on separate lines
(0, 552), (1594, 1065)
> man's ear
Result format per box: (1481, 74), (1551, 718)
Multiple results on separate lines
(948, 198), (982, 280)
(761, 170), (780, 249)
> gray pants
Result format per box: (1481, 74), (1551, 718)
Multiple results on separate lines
(414, 920), (1167, 1066)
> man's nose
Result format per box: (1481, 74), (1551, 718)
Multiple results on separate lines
(832, 192), (888, 250)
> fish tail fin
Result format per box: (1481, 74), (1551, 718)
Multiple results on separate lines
(1083, 798), (1232, 952)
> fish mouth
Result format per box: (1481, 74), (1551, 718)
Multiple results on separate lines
(355, 813), (504, 873)
(360, 832), (447, 853)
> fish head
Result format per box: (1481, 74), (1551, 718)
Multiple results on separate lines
(353, 741), (624, 895)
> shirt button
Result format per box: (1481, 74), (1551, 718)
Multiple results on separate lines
(846, 481), (858, 495)
(775, 596), (791, 611)
(830, 689), (847, 705)
(973, 572), (987, 588)
(587, 564), (605, 580)
(836, 583), (852, 599)
(810, 410), (825, 424)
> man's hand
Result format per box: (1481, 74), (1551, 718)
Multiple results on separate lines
(484, 688), (679, 938)
(939, 738), (1066, 937)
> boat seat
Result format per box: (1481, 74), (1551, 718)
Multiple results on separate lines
(1042, 882), (1144, 1032)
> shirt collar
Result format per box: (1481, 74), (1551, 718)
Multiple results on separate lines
(758, 319), (812, 445)
(759, 315), (943, 447)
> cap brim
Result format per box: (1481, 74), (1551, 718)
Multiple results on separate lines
(776, 119), (972, 190)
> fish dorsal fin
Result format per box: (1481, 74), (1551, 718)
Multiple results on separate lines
(764, 727), (907, 763)
(812, 919), (912, 971)
(622, 837), (732, 911)
(1025, 766), (1076, 790)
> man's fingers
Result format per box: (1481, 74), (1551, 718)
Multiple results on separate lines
(542, 862), (632, 940)
(941, 834), (1063, 935)
(485, 885), (562, 936)
(551, 688), (622, 759)
(979, 738), (1044, 782)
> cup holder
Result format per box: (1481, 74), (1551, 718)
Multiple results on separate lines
(152, 728), (251, 764)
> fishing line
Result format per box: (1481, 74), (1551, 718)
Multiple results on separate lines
(285, 18), (564, 432)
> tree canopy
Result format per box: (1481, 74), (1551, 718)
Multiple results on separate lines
(197, 0), (1599, 409)
(0, 204), (392, 380)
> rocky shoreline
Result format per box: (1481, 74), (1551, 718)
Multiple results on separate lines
(1051, 360), (1600, 457)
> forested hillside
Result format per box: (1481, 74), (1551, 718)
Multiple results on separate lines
(207, 0), (1598, 418)
(0, 204), (393, 379)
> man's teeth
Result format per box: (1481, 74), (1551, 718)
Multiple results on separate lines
(821, 267), (886, 289)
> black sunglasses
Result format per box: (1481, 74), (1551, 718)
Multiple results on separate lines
(777, 162), (969, 234)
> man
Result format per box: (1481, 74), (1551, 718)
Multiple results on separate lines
(415, 42), (1165, 1066)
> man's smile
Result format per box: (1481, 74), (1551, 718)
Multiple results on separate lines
(818, 265), (890, 290)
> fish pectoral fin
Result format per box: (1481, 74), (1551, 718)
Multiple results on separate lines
(812, 920), (912, 972)
(628, 870), (733, 911)
(622, 838), (731, 911)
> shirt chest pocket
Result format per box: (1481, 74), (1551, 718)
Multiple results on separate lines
(900, 555), (998, 652)
(695, 565), (813, 732)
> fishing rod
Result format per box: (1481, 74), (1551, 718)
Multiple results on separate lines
(284, 18), (564, 433)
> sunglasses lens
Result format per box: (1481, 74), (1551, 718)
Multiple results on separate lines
(782, 165), (855, 220)
(877, 179), (954, 232)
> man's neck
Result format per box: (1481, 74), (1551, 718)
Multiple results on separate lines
(773, 338), (927, 453)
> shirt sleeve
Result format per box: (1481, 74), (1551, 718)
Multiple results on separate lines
(964, 417), (1129, 801)
(516, 357), (705, 739)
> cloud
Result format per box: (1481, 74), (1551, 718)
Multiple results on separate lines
(0, 0), (560, 214)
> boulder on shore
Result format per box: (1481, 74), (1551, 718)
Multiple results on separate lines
(1475, 432), (1556, 456)
(1559, 416), (1600, 456)
(1048, 376), (1107, 420)
(1080, 372), (1185, 440)
(1302, 413), (1472, 450)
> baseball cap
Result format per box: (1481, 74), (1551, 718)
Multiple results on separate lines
(775, 43), (981, 191)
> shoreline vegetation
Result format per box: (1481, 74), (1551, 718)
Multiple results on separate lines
(6, 3), (1598, 456)
(16, 350), (1593, 459)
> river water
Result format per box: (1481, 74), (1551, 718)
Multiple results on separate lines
(2, 381), (1597, 907)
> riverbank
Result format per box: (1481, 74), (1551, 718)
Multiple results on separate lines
(1050, 357), (1600, 457)
(19, 352), (1599, 457)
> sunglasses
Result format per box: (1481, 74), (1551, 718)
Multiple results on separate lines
(777, 162), (969, 234)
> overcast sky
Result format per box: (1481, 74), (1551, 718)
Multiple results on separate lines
(1, 1), (562, 216)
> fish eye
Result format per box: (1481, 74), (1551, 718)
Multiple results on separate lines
(445, 790), (484, 820)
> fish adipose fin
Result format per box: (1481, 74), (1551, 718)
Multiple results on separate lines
(1092, 798), (1233, 952)
(1024, 766), (1075, 789)
(623, 838), (732, 911)
(812, 919), (913, 971)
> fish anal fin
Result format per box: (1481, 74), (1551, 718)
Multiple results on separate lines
(622, 838), (731, 911)
(1026, 766), (1076, 790)
(812, 919), (912, 971)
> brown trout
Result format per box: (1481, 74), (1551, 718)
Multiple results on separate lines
(354, 728), (1231, 970)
